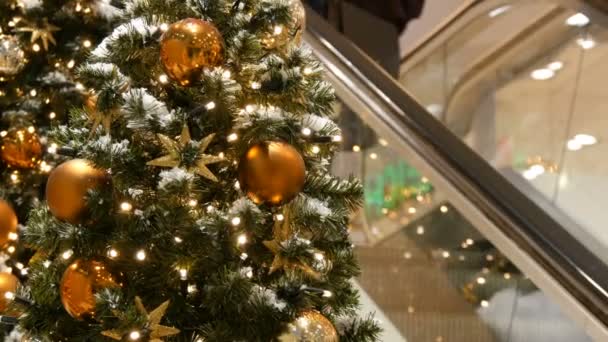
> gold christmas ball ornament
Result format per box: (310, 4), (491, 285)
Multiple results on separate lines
(46, 159), (108, 224)
(160, 18), (225, 86)
(60, 259), (120, 320)
(262, 0), (306, 49)
(0, 35), (26, 78)
(0, 272), (18, 313)
(238, 141), (306, 206)
(279, 310), (339, 342)
(0, 200), (17, 247)
(1, 127), (43, 169)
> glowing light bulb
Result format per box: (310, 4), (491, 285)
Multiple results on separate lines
(32, 43), (40, 52)
(188, 199), (198, 207)
(174, 236), (183, 243)
(477, 277), (486, 285)
(49, 111), (56, 119)
(62, 249), (73, 260)
(237, 234), (247, 246)
(301, 127), (312, 136)
(158, 74), (169, 84)
(311, 145), (321, 154)
(8, 232), (17, 241)
(108, 249), (119, 258)
(136, 250), (146, 261)
(83, 40), (92, 48)
(179, 268), (188, 280)
(273, 25), (283, 35)
(251, 81), (261, 89)
(352, 145), (361, 152)
(227, 133), (238, 142)
(120, 202), (133, 212)
(129, 331), (141, 340)
(276, 214), (285, 221)
(205, 101), (216, 110)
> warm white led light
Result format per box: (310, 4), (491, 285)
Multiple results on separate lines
(205, 101), (216, 110)
(136, 250), (146, 261)
(237, 234), (247, 246)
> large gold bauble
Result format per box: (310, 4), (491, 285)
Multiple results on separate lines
(60, 259), (120, 320)
(46, 159), (108, 224)
(0, 200), (17, 247)
(279, 310), (339, 342)
(0, 272), (18, 313)
(1, 127), (42, 169)
(160, 18), (225, 86)
(262, 0), (306, 49)
(238, 141), (305, 206)
(0, 35), (26, 78)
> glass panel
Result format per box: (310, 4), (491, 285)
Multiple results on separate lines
(401, 0), (608, 263)
(329, 98), (592, 341)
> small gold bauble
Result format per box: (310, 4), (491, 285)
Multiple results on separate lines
(238, 141), (306, 206)
(262, 0), (306, 49)
(60, 259), (120, 320)
(46, 159), (108, 224)
(279, 310), (339, 342)
(1, 127), (42, 169)
(0, 200), (17, 247)
(160, 18), (225, 86)
(0, 272), (18, 313)
(0, 35), (26, 78)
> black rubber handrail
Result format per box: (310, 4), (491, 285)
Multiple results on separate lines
(305, 5), (608, 326)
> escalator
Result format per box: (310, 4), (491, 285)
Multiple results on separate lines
(303, 1), (608, 341)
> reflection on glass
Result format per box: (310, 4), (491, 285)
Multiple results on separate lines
(401, 0), (608, 261)
(330, 96), (591, 341)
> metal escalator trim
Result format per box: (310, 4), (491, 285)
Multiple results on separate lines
(304, 5), (608, 329)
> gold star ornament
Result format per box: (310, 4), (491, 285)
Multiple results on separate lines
(263, 209), (321, 280)
(85, 94), (116, 138)
(101, 297), (180, 341)
(147, 125), (224, 182)
(16, 18), (60, 51)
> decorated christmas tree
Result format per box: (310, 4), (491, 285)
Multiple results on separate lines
(10, 0), (381, 340)
(0, 0), (118, 336)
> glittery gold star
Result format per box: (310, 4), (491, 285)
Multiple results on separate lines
(147, 125), (224, 182)
(101, 297), (180, 341)
(85, 95), (116, 138)
(263, 209), (321, 280)
(16, 18), (60, 51)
